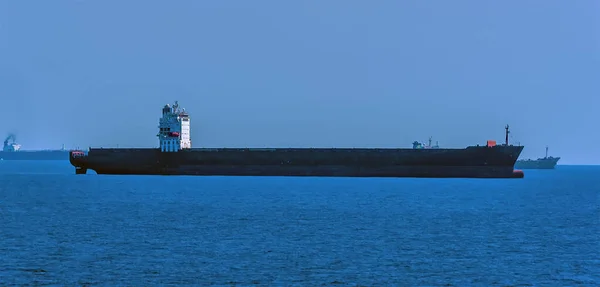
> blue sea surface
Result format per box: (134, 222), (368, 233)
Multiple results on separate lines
(0, 161), (598, 286)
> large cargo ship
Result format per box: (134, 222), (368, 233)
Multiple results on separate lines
(515, 146), (560, 169)
(0, 134), (70, 160)
(70, 101), (525, 178)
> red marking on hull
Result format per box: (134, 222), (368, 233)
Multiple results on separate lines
(512, 169), (524, 178)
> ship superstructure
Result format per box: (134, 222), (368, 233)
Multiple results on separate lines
(412, 137), (440, 149)
(69, 101), (525, 178)
(157, 101), (191, 152)
(3, 134), (21, 152)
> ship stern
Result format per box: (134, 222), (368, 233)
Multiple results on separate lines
(70, 150), (88, 174)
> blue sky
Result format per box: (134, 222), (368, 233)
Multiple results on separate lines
(0, 0), (598, 164)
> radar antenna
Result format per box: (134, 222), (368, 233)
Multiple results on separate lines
(173, 100), (179, 113)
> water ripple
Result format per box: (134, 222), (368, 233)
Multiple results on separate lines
(0, 163), (598, 286)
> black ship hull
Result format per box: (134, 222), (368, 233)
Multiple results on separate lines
(0, 150), (70, 160)
(70, 145), (525, 178)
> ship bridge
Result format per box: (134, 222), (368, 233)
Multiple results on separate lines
(3, 134), (21, 152)
(158, 101), (191, 152)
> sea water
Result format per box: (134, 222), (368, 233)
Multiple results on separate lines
(0, 161), (598, 286)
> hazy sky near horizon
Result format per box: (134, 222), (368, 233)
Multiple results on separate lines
(1, 0), (598, 164)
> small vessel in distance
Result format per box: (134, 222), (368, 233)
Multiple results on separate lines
(515, 146), (560, 169)
(0, 134), (70, 160)
(70, 101), (525, 178)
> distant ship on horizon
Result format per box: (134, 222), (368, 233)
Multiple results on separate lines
(0, 134), (70, 160)
(514, 146), (560, 169)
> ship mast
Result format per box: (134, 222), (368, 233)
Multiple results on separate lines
(545, 146), (548, 158)
(505, 124), (510, 146)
